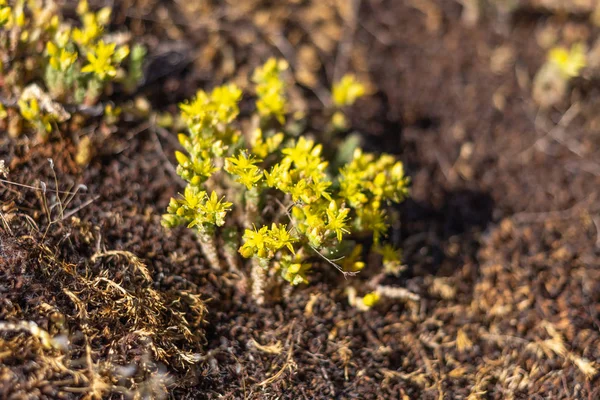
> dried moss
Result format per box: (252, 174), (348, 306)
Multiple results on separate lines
(0, 209), (207, 398)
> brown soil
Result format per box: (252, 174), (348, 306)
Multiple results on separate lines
(2, 1), (600, 399)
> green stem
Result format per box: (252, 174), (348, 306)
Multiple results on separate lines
(244, 187), (259, 229)
(84, 77), (103, 106)
(222, 227), (241, 273)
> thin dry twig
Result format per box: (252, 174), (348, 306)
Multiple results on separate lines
(332, 0), (361, 84)
(592, 215), (600, 248)
(0, 178), (90, 196)
(518, 103), (581, 159)
(249, 338), (284, 355)
(273, 197), (358, 278)
(60, 196), (100, 221)
(91, 250), (152, 281)
(151, 123), (186, 186)
(258, 322), (297, 387)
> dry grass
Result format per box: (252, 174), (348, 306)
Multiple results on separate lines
(0, 186), (207, 398)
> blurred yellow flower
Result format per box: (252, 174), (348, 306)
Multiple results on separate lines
(548, 43), (587, 78)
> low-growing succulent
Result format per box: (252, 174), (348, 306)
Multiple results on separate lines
(533, 43), (587, 109)
(163, 58), (409, 305)
(0, 0), (145, 140)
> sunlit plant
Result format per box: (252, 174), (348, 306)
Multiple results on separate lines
(533, 43), (587, 109)
(548, 44), (587, 78)
(163, 58), (409, 305)
(330, 73), (366, 131)
(0, 0), (146, 140)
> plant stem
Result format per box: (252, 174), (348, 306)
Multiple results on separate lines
(221, 227), (241, 273)
(223, 242), (241, 273)
(197, 230), (221, 270)
(251, 257), (269, 305)
(244, 187), (259, 229)
(282, 283), (293, 300)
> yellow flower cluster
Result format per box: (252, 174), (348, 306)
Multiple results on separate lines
(72, 0), (111, 47)
(252, 58), (289, 124)
(239, 224), (297, 259)
(163, 186), (232, 234)
(81, 40), (129, 80)
(332, 74), (366, 107)
(176, 84), (243, 185)
(279, 252), (312, 286)
(548, 43), (587, 79)
(532, 42), (588, 109)
(164, 59), (409, 294)
(0, 0), (10, 27)
(0, 0), (57, 32)
(250, 129), (284, 159)
(339, 149), (409, 242)
(18, 97), (53, 134)
(225, 151), (263, 190)
(46, 42), (77, 72)
(1, 0), (144, 139)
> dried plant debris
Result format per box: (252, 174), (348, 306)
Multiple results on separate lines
(0, 211), (207, 398)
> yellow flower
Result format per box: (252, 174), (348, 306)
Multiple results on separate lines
(331, 111), (348, 130)
(54, 27), (72, 48)
(18, 98), (53, 133)
(211, 84), (243, 123)
(362, 292), (380, 308)
(179, 84), (242, 129)
(281, 137), (323, 170)
(548, 43), (587, 78)
(325, 201), (350, 242)
(18, 98), (40, 122)
(225, 151), (263, 189)
(175, 151), (217, 184)
(240, 226), (272, 259)
(73, 2), (111, 46)
(332, 74), (366, 107)
(264, 162), (291, 189)
(280, 256), (311, 285)
(0, 1), (10, 27)
(47, 42), (77, 71)
(226, 151), (262, 171)
(252, 58), (288, 123)
(251, 129), (284, 158)
(77, 0), (89, 15)
(198, 191), (232, 227)
(356, 206), (388, 243)
(182, 185), (205, 209)
(81, 40), (117, 79)
(269, 223), (297, 254)
(240, 223), (298, 259)
(73, 14), (102, 47)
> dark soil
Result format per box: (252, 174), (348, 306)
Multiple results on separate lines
(2, 1), (600, 399)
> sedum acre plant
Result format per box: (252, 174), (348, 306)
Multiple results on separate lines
(330, 73), (366, 131)
(0, 0), (145, 140)
(163, 58), (409, 305)
(533, 43), (587, 109)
